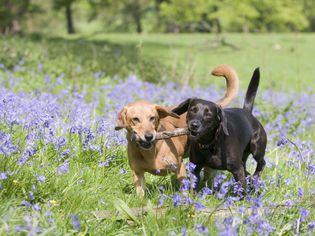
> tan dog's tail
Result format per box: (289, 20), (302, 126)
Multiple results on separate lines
(211, 64), (239, 107)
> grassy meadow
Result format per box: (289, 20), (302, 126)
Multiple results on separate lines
(0, 33), (314, 235)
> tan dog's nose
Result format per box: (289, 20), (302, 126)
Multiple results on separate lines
(144, 133), (154, 142)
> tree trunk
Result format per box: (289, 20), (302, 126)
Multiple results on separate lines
(134, 14), (142, 33)
(66, 4), (75, 34)
(11, 18), (22, 35)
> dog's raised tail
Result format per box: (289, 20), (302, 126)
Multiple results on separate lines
(211, 64), (239, 107)
(243, 68), (260, 113)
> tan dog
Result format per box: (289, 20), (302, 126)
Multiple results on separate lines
(115, 64), (239, 196)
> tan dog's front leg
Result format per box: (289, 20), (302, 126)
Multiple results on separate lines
(176, 161), (187, 182)
(133, 171), (145, 197)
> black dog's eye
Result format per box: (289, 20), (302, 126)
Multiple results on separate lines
(190, 107), (198, 113)
(149, 116), (156, 122)
(132, 117), (140, 124)
(204, 108), (212, 117)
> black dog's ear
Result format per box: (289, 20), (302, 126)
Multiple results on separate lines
(172, 98), (192, 115)
(217, 107), (229, 136)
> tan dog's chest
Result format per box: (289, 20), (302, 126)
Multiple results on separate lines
(128, 137), (186, 175)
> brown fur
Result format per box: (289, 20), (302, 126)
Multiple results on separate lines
(115, 65), (239, 197)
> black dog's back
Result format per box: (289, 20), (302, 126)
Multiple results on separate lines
(224, 107), (266, 154)
(224, 108), (255, 150)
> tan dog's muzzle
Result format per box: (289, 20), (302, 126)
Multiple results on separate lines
(130, 131), (156, 150)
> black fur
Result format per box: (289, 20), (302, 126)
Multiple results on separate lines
(172, 68), (267, 192)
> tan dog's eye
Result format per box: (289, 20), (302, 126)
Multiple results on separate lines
(149, 116), (156, 122)
(132, 117), (140, 124)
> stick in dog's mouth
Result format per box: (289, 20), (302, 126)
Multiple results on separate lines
(155, 128), (189, 140)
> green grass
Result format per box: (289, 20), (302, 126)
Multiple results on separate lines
(2, 33), (315, 91)
(0, 34), (314, 235)
(76, 32), (315, 91)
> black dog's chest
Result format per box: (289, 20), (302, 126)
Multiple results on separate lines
(197, 147), (225, 169)
(205, 151), (225, 169)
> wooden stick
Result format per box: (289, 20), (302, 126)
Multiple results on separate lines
(155, 128), (189, 140)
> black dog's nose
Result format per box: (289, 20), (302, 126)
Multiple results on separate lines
(189, 120), (201, 130)
(144, 133), (154, 142)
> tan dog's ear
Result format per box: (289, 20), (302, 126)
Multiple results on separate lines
(155, 105), (180, 119)
(115, 107), (127, 130)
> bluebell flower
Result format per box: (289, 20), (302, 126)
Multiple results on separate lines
(218, 227), (238, 236)
(297, 187), (304, 198)
(71, 214), (81, 231)
(299, 207), (310, 222)
(172, 193), (182, 207)
(195, 224), (209, 235)
(119, 168), (127, 174)
(33, 203), (41, 211)
(29, 191), (35, 201)
(182, 227), (188, 236)
(36, 174), (46, 183)
(158, 194), (168, 207)
(186, 162), (196, 172)
(0, 172), (7, 180)
(57, 159), (69, 175)
(15, 225), (22, 232)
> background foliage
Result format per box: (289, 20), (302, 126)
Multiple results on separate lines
(2, 0), (315, 35)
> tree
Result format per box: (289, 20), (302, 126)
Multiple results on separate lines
(251, 0), (309, 32)
(0, 0), (31, 35)
(53, 0), (77, 34)
(160, 0), (215, 32)
(302, 0), (315, 31)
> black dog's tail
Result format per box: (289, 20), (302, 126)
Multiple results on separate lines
(243, 68), (260, 113)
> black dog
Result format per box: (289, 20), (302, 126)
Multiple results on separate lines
(172, 68), (267, 192)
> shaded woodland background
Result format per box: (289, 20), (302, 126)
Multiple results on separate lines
(2, 0), (315, 35)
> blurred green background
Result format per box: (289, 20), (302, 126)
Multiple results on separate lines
(1, 0), (315, 91)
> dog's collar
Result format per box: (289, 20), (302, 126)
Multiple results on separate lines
(196, 125), (222, 151)
(198, 143), (212, 150)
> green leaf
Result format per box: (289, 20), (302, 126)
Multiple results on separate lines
(113, 198), (140, 225)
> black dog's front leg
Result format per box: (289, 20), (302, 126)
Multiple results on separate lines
(231, 166), (247, 197)
(189, 147), (205, 190)
(191, 165), (203, 190)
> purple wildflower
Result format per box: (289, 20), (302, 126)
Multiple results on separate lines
(182, 227), (188, 236)
(277, 136), (288, 146)
(284, 199), (294, 208)
(308, 221), (315, 234)
(57, 159), (69, 175)
(99, 156), (114, 167)
(21, 200), (32, 208)
(218, 227), (238, 236)
(119, 168), (127, 174)
(297, 187), (304, 198)
(57, 137), (67, 149)
(186, 162), (196, 172)
(180, 179), (191, 192)
(158, 194), (168, 207)
(33, 203), (41, 211)
(0, 172), (7, 180)
(194, 201), (205, 210)
(15, 225), (22, 232)
(172, 193), (182, 207)
(36, 174), (46, 183)
(195, 224), (209, 235)
(299, 207), (310, 222)
(29, 191), (35, 201)
(71, 214), (81, 231)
